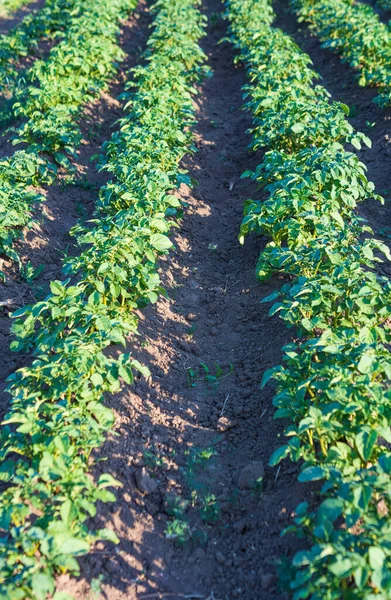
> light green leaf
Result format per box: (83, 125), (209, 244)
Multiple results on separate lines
(150, 233), (173, 252)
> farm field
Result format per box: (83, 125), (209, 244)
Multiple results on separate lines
(1, 0), (391, 598)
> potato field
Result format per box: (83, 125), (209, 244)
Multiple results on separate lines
(0, 0), (391, 598)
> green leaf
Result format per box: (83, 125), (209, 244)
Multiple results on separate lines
(269, 445), (289, 466)
(98, 473), (123, 489)
(150, 233), (173, 252)
(59, 538), (90, 556)
(298, 466), (325, 483)
(357, 353), (375, 374)
(329, 558), (355, 578)
(32, 573), (55, 600)
(354, 566), (369, 589)
(355, 429), (377, 462)
(261, 366), (280, 388)
(97, 528), (120, 544)
(50, 280), (64, 295)
(369, 547), (385, 570)
(291, 123), (305, 133)
(91, 373), (104, 387)
(132, 359), (151, 378)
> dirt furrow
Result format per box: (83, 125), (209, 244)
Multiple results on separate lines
(58, 3), (307, 599)
(0, 1), (151, 410)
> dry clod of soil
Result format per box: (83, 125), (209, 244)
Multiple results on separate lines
(233, 517), (253, 534)
(237, 461), (265, 490)
(261, 572), (276, 590)
(135, 468), (159, 495)
(216, 415), (236, 432)
(187, 313), (199, 321)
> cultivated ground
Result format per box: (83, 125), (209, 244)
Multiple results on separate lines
(1, 0), (391, 598)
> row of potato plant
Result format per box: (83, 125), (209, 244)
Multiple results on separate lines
(0, 0), (207, 597)
(291, 0), (391, 106)
(0, 0), (33, 17)
(377, 1), (391, 10)
(0, 0), (136, 279)
(227, 0), (391, 597)
(0, 0), (80, 103)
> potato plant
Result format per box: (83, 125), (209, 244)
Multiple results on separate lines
(0, 0), (137, 279)
(291, 0), (391, 106)
(0, 0), (33, 17)
(0, 0), (81, 101)
(0, 0), (207, 597)
(227, 0), (391, 597)
(377, 0), (391, 9)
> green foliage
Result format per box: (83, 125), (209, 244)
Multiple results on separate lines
(291, 0), (391, 105)
(186, 361), (233, 388)
(0, 0), (81, 99)
(165, 518), (190, 545)
(0, 0), (137, 278)
(227, 0), (391, 597)
(0, 0), (207, 596)
(376, 0), (391, 10)
(0, 0), (33, 17)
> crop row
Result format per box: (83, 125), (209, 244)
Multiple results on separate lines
(377, 0), (391, 10)
(0, 0), (33, 17)
(0, 0), (136, 279)
(227, 0), (391, 597)
(0, 0), (80, 103)
(0, 0), (207, 597)
(291, 0), (391, 106)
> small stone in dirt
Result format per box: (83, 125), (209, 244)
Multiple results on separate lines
(105, 560), (119, 574)
(233, 517), (252, 534)
(219, 501), (231, 513)
(217, 416), (236, 432)
(191, 345), (201, 356)
(146, 501), (159, 516)
(237, 461), (265, 490)
(194, 548), (206, 561)
(261, 573), (274, 590)
(187, 313), (198, 321)
(210, 327), (219, 336)
(132, 453), (145, 467)
(278, 507), (288, 521)
(135, 468), (159, 495)
(216, 551), (225, 565)
(178, 340), (191, 352)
